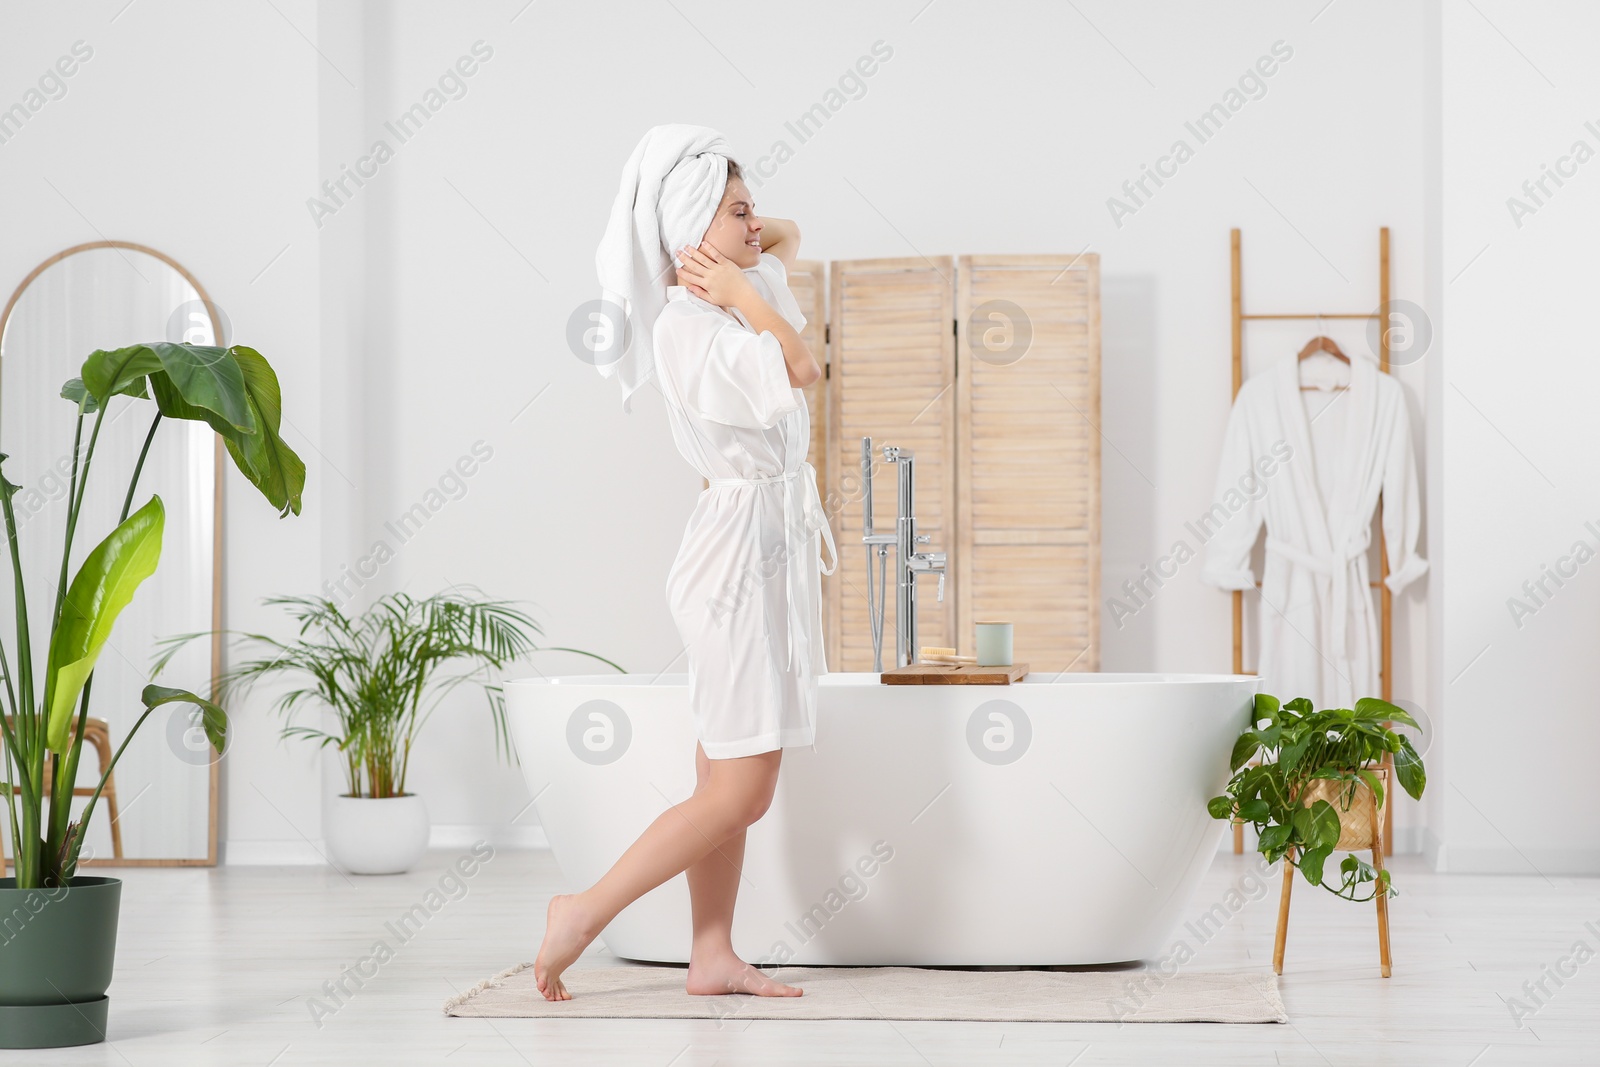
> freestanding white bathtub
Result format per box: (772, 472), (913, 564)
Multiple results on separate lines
(505, 671), (1257, 966)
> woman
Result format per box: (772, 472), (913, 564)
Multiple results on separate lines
(535, 125), (835, 1002)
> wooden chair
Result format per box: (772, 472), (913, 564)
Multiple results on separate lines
(0, 716), (123, 864)
(1272, 764), (1391, 977)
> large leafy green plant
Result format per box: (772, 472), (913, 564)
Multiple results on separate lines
(1207, 693), (1426, 901)
(156, 590), (622, 799)
(0, 342), (305, 889)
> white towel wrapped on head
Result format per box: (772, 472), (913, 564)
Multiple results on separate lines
(593, 123), (734, 412)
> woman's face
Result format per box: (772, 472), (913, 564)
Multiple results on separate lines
(697, 177), (763, 269)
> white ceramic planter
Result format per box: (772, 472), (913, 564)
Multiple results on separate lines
(322, 793), (430, 875)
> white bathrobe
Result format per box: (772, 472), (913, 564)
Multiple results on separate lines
(1201, 352), (1426, 710)
(652, 252), (837, 759)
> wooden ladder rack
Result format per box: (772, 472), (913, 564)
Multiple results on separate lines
(1229, 225), (1395, 856)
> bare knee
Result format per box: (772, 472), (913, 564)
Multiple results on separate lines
(698, 784), (769, 837)
(702, 760), (779, 832)
(738, 784), (776, 826)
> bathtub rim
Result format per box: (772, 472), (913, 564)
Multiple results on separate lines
(505, 672), (1264, 689)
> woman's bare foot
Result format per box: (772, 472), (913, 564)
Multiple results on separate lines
(534, 894), (601, 1001)
(686, 949), (804, 997)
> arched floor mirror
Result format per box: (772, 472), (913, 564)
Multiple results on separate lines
(0, 240), (223, 867)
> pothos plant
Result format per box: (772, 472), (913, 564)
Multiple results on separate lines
(0, 342), (305, 889)
(1207, 693), (1426, 901)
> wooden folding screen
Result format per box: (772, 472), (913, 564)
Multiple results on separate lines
(786, 259), (833, 645)
(825, 257), (957, 671)
(734, 254), (1100, 674)
(955, 255), (1100, 673)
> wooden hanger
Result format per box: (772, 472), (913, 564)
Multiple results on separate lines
(1297, 335), (1349, 363)
(1298, 315), (1349, 391)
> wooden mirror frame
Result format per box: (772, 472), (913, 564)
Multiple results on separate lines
(0, 240), (224, 868)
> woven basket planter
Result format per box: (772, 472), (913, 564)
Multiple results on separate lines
(1296, 766), (1389, 851)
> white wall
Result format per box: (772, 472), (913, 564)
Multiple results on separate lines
(13, 1), (1587, 871)
(353, 0), (1439, 850)
(1430, 0), (1600, 874)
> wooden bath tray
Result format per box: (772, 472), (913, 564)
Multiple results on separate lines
(880, 663), (1029, 685)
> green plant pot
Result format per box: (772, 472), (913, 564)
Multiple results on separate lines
(0, 875), (120, 1048)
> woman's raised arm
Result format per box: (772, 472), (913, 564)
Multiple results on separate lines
(756, 217), (801, 272)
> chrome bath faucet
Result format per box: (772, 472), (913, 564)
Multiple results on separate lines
(861, 437), (946, 671)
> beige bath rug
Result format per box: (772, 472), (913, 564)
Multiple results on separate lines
(443, 962), (1286, 1023)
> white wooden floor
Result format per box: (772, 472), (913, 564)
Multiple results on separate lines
(5, 848), (1597, 1065)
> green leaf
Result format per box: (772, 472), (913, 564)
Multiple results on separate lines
(137, 344), (256, 440)
(141, 684), (227, 755)
(1356, 767), (1386, 809)
(218, 347), (305, 517)
(1229, 730), (1262, 772)
(1259, 824), (1291, 851)
(1355, 695), (1417, 728)
(154, 343), (254, 431)
(1300, 845), (1332, 885)
(1308, 799), (1342, 850)
(1279, 732), (1313, 773)
(79, 342), (303, 518)
(1238, 798), (1269, 822)
(82, 342), (253, 429)
(60, 377), (100, 412)
(44, 496), (165, 752)
(1283, 696), (1314, 716)
(1394, 735), (1427, 800)
(1289, 798), (1343, 853)
(1207, 795), (1234, 820)
(81, 345), (163, 402)
(1291, 805), (1317, 844)
(1253, 692), (1280, 727)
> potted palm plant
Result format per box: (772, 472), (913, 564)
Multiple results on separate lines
(0, 342), (304, 1049)
(157, 590), (621, 875)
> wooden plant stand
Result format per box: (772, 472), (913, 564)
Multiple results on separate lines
(1272, 765), (1392, 978)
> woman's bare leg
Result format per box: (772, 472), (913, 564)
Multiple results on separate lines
(533, 745), (788, 1001)
(685, 742), (802, 996)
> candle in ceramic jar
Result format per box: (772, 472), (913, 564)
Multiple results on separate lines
(975, 621), (1013, 667)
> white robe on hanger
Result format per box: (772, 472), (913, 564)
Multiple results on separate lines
(1201, 352), (1427, 710)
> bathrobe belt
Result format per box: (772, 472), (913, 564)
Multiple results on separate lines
(1264, 535), (1368, 670)
(706, 460), (839, 671)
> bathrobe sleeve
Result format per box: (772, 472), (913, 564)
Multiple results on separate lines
(1201, 387), (1266, 591)
(751, 252), (809, 332)
(654, 302), (800, 430)
(1380, 394), (1428, 594)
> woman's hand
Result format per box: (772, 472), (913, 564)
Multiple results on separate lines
(675, 242), (754, 308)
